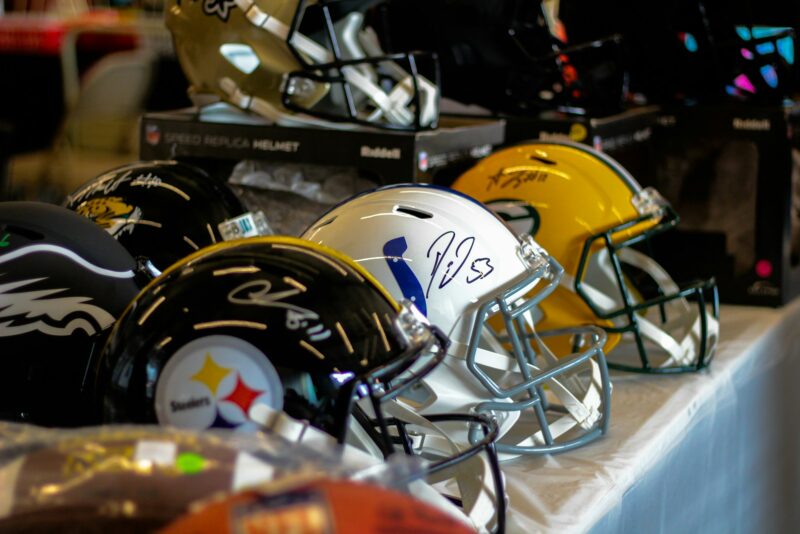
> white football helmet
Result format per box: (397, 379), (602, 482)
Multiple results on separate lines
(303, 184), (612, 456)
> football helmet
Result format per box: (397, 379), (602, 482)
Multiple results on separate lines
(370, 0), (627, 115)
(94, 236), (504, 533)
(165, 0), (439, 130)
(453, 141), (720, 373)
(0, 202), (141, 426)
(303, 185), (612, 456)
(65, 161), (270, 276)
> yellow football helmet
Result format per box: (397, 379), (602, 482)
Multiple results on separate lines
(165, 0), (438, 130)
(453, 141), (719, 373)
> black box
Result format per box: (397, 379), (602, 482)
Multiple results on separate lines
(138, 105), (505, 185)
(643, 103), (800, 307)
(441, 102), (661, 185)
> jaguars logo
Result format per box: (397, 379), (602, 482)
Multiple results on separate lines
(76, 197), (142, 237)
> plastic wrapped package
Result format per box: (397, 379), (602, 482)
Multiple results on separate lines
(227, 160), (377, 236)
(160, 478), (478, 534)
(0, 424), (444, 533)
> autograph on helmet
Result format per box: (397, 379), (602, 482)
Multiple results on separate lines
(427, 231), (494, 298)
(487, 166), (549, 191)
(228, 279), (331, 341)
(67, 171), (134, 205)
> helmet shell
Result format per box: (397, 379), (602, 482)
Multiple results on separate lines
(0, 202), (140, 425)
(65, 160), (248, 272)
(95, 236), (415, 438)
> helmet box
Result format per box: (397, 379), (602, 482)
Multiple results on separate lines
(646, 101), (800, 306)
(438, 99), (661, 189)
(138, 107), (504, 187)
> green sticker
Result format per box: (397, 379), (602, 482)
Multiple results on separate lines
(0, 233), (9, 248)
(175, 452), (206, 474)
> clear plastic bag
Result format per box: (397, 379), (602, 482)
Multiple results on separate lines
(228, 160), (378, 236)
(0, 424), (428, 532)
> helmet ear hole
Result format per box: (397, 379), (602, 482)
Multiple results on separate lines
(394, 206), (433, 219)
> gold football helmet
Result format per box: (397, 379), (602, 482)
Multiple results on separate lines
(165, 0), (439, 130)
(454, 141), (719, 373)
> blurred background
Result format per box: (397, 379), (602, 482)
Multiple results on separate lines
(0, 0), (191, 201)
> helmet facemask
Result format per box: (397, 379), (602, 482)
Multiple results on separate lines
(443, 235), (611, 456)
(343, 302), (507, 533)
(574, 188), (720, 373)
(216, 0), (439, 129)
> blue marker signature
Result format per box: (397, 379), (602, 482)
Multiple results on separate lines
(426, 231), (493, 297)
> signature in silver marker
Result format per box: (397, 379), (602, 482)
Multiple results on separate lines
(228, 279), (331, 339)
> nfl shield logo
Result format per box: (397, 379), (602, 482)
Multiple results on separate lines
(145, 124), (161, 146)
(418, 151), (429, 172)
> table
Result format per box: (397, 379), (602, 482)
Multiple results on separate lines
(503, 301), (800, 533)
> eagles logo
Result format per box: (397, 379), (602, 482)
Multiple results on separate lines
(0, 276), (115, 337)
(76, 197), (142, 237)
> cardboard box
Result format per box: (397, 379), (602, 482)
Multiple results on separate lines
(139, 105), (505, 185)
(440, 102), (661, 185)
(643, 102), (800, 306)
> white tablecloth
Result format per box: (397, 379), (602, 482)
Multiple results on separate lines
(503, 301), (800, 533)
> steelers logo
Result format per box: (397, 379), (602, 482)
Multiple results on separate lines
(155, 335), (283, 430)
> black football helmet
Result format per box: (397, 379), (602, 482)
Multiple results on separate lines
(93, 236), (505, 532)
(371, 0), (627, 115)
(0, 202), (141, 426)
(64, 161), (270, 276)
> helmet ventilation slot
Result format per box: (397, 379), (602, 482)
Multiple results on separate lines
(529, 154), (557, 165)
(394, 206), (433, 219)
(314, 216), (338, 229)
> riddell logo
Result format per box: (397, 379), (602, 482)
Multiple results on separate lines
(360, 146), (401, 159)
(732, 118), (771, 131)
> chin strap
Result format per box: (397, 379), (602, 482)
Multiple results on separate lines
(378, 400), (500, 534)
(448, 334), (604, 450)
(579, 248), (719, 368)
(229, 1), (437, 128)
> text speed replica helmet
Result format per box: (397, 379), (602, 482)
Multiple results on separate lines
(303, 185), (612, 456)
(94, 237), (504, 533)
(65, 161), (270, 276)
(372, 0), (626, 115)
(165, 0), (439, 130)
(0, 202), (141, 426)
(453, 141), (720, 374)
